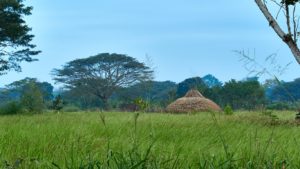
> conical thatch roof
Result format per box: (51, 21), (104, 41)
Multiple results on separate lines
(166, 89), (221, 113)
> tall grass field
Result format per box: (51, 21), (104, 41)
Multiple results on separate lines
(0, 111), (300, 168)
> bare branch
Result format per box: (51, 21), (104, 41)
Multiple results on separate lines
(255, 0), (300, 64)
(285, 3), (293, 35)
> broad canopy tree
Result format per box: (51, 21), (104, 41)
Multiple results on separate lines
(52, 53), (154, 109)
(0, 0), (40, 75)
(255, 0), (300, 64)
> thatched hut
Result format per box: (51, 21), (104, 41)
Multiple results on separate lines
(166, 89), (221, 113)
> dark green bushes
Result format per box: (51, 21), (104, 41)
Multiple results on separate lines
(266, 102), (298, 110)
(0, 101), (24, 115)
(224, 105), (234, 115)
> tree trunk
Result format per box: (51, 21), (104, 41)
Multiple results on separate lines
(102, 98), (110, 110)
(255, 0), (300, 64)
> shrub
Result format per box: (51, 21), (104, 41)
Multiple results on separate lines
(0, 101), (24, 115)
(52, 95), (65, 112)
(133, 98), (149, 112)
(266, 102), (295, 110)
(224, 105), (233, 115)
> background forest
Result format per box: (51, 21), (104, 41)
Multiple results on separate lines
(1, 70), (299, 114)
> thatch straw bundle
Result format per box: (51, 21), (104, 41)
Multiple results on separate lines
(166, 89), (221, 113)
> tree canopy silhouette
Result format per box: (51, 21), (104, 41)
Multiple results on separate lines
(52, 53), (154, 109)
(0, 0), (40, 75)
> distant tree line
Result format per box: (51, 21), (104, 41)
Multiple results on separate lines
(1, 74), (299, 114)
(0, 78), (53, 114)
(1, 53), (300, 114)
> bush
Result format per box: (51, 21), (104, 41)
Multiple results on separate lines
(133, 98), (149, 112)
(0, 101), (24, 115)
(52, 95), (65, 112)
(224, 105), (233, 115)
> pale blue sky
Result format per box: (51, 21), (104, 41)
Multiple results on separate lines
(1, 0), (300, 86)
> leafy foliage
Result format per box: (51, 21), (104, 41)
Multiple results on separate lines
(0, 101), (24, 115)
(59, 85), (103, 109)
(20, 82), (44, 113)
(0, 0), (40, 74)
(176, 77), (206, 98)
(3, 77), (54, 103)
(224, 105), (233, 115)
(51, 95), (65, 112)
(202, 74), (223, 88)
(219, 79), (266, 110)
(266, 78), (300, 102)
(133, 98), (149, 112)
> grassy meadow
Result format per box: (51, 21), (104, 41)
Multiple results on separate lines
(1, 111), (300, 168)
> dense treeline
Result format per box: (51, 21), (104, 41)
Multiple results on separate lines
(58, 75), (267, 111)
(1, 74), (300, 114)
(1, 54), (300, 114)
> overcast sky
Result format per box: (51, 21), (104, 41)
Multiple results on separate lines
(1, 0), (300, 87)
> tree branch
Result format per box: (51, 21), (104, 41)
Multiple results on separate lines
(255, 0), (300, 64)
(285, 3), (293, 35)
(293, 4), (298, 42)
